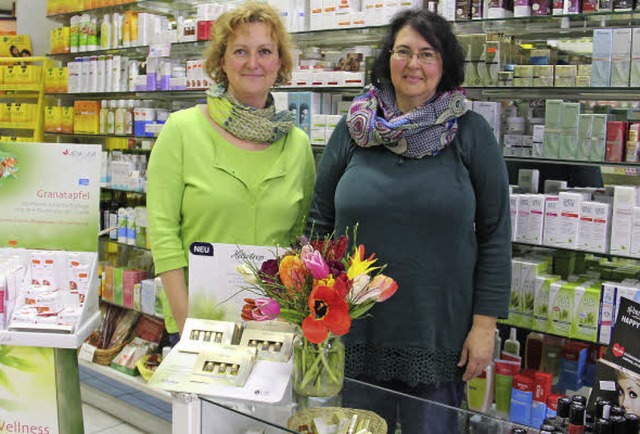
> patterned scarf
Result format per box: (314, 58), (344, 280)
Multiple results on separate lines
(346, 83), (467, 159)
(206, 84), (295, 143)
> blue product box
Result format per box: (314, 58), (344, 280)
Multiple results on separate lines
(510, 388), (533, 426)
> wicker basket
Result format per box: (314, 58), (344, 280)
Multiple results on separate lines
(288, 407), (387, 434)
(92, 340), (130, 366)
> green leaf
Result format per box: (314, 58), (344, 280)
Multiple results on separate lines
(349, 302), (375, 319)
(279, 308), (307, 323)
(0, 396), (22, 411)
(0, 356), (37, 372)
(0, 368), (16, 394)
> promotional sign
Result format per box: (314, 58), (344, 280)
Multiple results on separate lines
(588, 297), (640, 415)
(0, 142), (101, 252)
(188, 243), (276, 322)
(0, 346), (58, 434)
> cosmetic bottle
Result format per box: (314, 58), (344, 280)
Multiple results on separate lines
(539, 423), (557, 433)
(568, 403), (586, 434)
(525, 332), (544, 370)
(494, 328), (502, 361)
(548, 397), (572, 431)
(505, 327), (520, 357)
(594, 418), (612, 434)
(571, 394), (588, 407)
(610, 406), (625, 418)
(596, 399), (612, 420)
(625, 413), (638, 433)
(608, 415), (626, 434)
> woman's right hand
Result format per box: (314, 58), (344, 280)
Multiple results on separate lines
(159, 268), (189, 335)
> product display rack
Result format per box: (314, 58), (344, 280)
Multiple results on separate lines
(0, 56), (46, 142)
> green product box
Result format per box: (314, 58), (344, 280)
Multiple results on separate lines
(571, 281), (601, 342)
(508, 259), (523, 325)
(113, 267), (124, 307)
(548, 280), (576, 337)
(533, 274), (562, 332)
(519, 259), (549, 328)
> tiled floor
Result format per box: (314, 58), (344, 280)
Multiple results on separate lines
(79, 363), (172, 434)
(83, 403), (146, 434)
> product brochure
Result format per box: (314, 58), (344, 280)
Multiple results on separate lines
(188, 242), (276, 322)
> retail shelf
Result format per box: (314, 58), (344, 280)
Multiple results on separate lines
(46, 89), (208, 100)
(453, 11), (640, 37)
(496, 322), (601, 346)
(466, 87), (640, 100)
(504, 156), (640, 169)
(47, 40), (209, 61)
(45, 131), (157, 140)
(0, 311), (101, 348)
(0, 122), (35, 130)
(79, 358), (171, 403)
(0, 84), (42, 93)
(513, 241), (640, 261)
(46, 0), (194, 22)
(102, 186), (146, 193)
(100, 236), (150, 251)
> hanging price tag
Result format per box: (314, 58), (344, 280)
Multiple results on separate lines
(78, 342), (98, 363)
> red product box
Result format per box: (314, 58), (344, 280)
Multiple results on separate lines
(605, 121), (628, 162)
(197, 20), (213, 41)
(513, 374), (535, 392)
(534, 371), (553, 403)
(582, 0), (598, 11)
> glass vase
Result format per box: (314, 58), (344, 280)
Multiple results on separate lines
(292, 334), (345, 398)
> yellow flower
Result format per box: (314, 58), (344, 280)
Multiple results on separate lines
(347, 245), (378, 280)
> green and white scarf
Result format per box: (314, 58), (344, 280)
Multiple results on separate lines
(206, 84), (295, 144)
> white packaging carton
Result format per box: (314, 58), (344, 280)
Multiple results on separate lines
(611, 186), (639, 255)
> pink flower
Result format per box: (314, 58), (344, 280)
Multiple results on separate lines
(302, 250), (330, 280)
(241, 297), (280, 321)
(352, 274), (398, 304)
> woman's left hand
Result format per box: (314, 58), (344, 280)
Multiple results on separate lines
(457, 314), (497, 381)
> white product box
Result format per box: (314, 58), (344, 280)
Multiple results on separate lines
(577, 201), (595, 252)
(557, 192), (585, 249)
(611, 186), (640, 255)
(631, 28), (640, 87)
(591, 202), (612, 254)
(516, 195), (530, 243)
(519, 259), (549, 328)
(509, 258), (524, 324)
(472, 101), (501, 143)
(67, 59), (80, 93)
(630, 207), (640, 258)
(599, 281), (616, 344)
(527, 194), (546, 244)
(591, 28), (613, 87)
(543, 195), (561, 246)
(510, 194), (520, 242)
(611, 28), (632, 87)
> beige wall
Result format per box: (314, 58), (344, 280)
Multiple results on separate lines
(16, 0), (57, 56)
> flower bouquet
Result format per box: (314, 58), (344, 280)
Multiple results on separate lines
(237, 232), (398, 397)
(0, 152), (18, 186)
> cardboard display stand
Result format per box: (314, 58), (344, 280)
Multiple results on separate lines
(0, 142), (101, 434)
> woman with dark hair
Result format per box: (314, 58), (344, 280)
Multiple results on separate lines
(308, 9), (511, 432)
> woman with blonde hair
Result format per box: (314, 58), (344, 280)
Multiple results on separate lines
(148, 2), (315, 344)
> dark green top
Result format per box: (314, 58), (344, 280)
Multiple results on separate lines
(308, 111), (512, 385)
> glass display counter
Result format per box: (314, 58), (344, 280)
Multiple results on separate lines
(173, 377), (533, 434)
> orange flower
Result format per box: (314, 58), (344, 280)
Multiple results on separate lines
(278, 255), (308, 291)
(302, 285), (351, 344)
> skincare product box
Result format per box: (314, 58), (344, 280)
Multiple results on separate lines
(527, 195), (546, 244)
(543, 100), (563, 158)
(533, 274), (561, 332)
(611, 186), (640, 255)
(557, 192), (586, 249)
(598, 282), (616, 344)
(519, 259), (550, 328)
(510, 374), (534, 426)
(515, 195), (530, 243)
(558, 102), (580, 160)
(238, 329), (295, 363)
(510, 194), (520, 242)
(630, 28), (640, 86)
(190, 344), (257, 388)
(611, 28), (632, 87)
(548, 280), (575, 337)
(630, 207), (640, 258)
(590, 114), (608, 161)
(179, 318), (242, 353)
(591, 28), (613, 87)
(543, 195), (561, 246)
(571, 281), (601, 342)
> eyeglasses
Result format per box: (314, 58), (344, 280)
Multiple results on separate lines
(389, 48), (440, 64)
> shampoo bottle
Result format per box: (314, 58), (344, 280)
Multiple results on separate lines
(466, 363), (494, 413)
(100, 15), (111, 49)
(504, 327), (520, 357)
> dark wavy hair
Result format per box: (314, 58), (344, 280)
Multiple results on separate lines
(370, 9), (465, 93)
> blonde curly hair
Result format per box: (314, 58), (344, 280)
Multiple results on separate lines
(203, 2), (294, 87)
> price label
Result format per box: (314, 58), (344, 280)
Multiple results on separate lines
(78, 342), (98, 363)
(148, 43), (171, 58)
